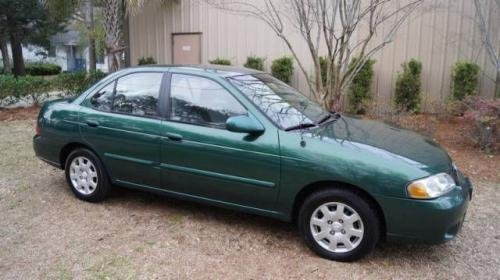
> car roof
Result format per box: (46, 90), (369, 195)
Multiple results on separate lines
(125, 64), (263, 77)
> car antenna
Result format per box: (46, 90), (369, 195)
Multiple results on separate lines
(298, 108), (309, 147)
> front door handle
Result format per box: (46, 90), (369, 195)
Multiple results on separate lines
(86, 120), (99, 127)
(165, 132), (183, 141)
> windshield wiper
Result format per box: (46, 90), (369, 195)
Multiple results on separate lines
(316, 112), (341, 126)
(284, 123), (316, 131)
(315, 113), (332, 125)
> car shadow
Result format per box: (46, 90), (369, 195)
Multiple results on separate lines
(100, 185), (453, 263)
(49, 172), (454, 263)
(107, 185), (297, 234)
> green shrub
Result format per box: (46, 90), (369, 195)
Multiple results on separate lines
(87, 70), (107, 85)
(54, 70), (107, 96)
(244, 56), (265, 71)
(394, 59), (422, 113)
(209, 57), (231, 65)
(54, 71), (87, 95)
(138, 56), (157, 65)
(0, 75), (52, 106)
(347, 58), (375, 114)
(319, 56), (328, 87)
(0, 75), (19, 105)
(25, 62), (62, 76)
(271, 56), (294, 84)
(451, 61), (480, 100)
(18, 76), (52, 105)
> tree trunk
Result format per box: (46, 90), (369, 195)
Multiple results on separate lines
(0, 37), (11, 73)
(107, 52), (119, 72)
(122, 0), (130, 67)
(86, 0), (97, 71)
(330, 85), (343, 112)
(103, 0), (123, 73)
(496, 68), (500, 98)
(88, 37), (97, 71)
(10, 32), (25, 76)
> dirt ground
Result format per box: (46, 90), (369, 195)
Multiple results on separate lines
(0, 106), (40, 122)
(0, 111), (499, 279)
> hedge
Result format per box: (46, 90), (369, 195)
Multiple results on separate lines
(271, 56), (294, 84)
(0, 75), (52, 105)
(347, 58), (375, 114)
(209, 58), (231, 65)
(244, 56), (265, 71)
(25, 62), (62, 76)
(0, 70), (107, 107)
(138, 56), (157, 65)
(451, 61), (480, 100)
(53, 70), (107, 95)
(394, 59), (422, 113)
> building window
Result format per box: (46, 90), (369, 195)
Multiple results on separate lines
(48, 45), (56, 57)
(96, 53), (104, 64)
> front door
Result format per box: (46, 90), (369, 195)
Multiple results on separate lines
(160, 73), (281, 210)
(79, 71), (165, 187)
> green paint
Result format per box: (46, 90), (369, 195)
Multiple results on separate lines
(34, 65), (472, 244)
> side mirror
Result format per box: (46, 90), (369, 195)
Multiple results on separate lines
(226, 115), (265, 135)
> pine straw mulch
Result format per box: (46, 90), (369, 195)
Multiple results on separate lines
(0, 106), (40, 122)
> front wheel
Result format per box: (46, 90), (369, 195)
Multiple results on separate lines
(298, 188), (381, 262)
(64, 148), (110, 202)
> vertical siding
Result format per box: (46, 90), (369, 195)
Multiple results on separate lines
(129, 0), (498, 112)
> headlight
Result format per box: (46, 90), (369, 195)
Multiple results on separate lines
(407, 173), (456, 199)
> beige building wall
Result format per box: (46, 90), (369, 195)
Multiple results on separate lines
(128, 0), (499, 112)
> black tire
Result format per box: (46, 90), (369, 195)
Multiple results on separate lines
(64, 148), (111, 202)
(298, 188), (381, 262)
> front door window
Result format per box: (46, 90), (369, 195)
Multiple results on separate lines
(170, 74), (246, 128)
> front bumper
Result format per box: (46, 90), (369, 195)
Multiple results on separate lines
(375, 172), (472, 244)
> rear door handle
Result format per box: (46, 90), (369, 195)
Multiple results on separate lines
(86, 120), (99, 127)
(165, 132), (183, 141)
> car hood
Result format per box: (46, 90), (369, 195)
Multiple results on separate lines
(307, 115), (452, 174)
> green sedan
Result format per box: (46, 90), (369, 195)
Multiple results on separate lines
(33, 65), (472, 261)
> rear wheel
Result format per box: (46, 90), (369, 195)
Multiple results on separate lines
(298, 188), (380, 262)
(64, 148), (110, 202)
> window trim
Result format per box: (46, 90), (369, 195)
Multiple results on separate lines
(84, 70), (167, 121)
(165, 72), (250, 130)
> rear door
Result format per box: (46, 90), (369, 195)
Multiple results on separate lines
(159, 73), (281, 210)
(79, 71), (166, 188)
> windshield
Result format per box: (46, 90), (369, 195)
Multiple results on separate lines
(227, 73), (327, 129)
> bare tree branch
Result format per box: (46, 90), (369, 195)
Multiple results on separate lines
(207, 0), (423, 109)
(473, 0), (500, 97)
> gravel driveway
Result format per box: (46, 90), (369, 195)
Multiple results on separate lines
(0, 120), (499, 279)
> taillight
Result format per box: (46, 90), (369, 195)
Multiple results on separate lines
(35, 120), (41, 135)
